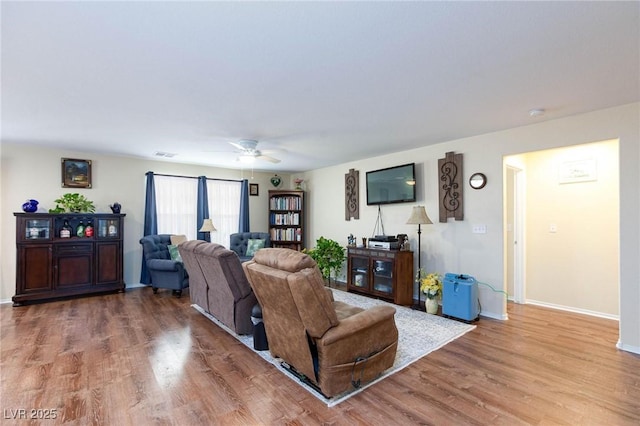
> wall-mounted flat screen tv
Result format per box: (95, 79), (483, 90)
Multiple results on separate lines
(366, 163), (416, 205)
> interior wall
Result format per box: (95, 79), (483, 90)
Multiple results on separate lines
(302, 103), (639, 352)
(521, 140), (620, 316)
(1, 102), (638, 353)
(0, 143), (286, 300)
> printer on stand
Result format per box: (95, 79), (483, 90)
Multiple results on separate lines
(367, 235), (400, 250)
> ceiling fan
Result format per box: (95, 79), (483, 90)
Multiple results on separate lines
(228, 139), (281, 164)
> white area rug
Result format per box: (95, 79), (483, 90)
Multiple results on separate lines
(192, 289), (475, 407)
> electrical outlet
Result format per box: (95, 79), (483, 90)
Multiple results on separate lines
(549, 224), (557, 233)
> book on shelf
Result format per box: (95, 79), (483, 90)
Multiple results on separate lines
(270, 227), (302, 242)
(269, 196), (302, 211)
(270, 212), (300, 225)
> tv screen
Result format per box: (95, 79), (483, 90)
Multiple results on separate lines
(366, 163), (416, 205)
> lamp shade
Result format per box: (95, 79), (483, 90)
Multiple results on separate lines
(199, 218), (217, 233)
(406, 206), (433, 225)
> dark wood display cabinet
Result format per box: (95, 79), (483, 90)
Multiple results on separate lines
(347, 247), (414, 306)
(13, 213), (126, 306)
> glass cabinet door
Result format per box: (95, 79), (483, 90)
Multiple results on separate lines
(24, 218), (51, 240)
(98, 218), (120, 238)
(350, 256), (369, 290)
(372, 258), (393, 296)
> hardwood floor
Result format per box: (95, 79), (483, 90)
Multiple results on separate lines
(1, 287), (638, 425)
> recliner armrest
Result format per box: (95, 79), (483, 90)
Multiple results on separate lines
(325, 288), (335, 301)
(147, 258), (184, 272)
(320, 305), (396, 346)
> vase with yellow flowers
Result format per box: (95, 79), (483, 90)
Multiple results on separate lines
(416, 269), (442, 314)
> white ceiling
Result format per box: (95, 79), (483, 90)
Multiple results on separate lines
(2, 1), (639, 173)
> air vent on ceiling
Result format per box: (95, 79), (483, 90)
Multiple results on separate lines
(154, 151), (177, 158)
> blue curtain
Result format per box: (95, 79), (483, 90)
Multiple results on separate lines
(141, 171), (158, 284)
(239, 179), (250, 232)
(197, 176), (210, 241)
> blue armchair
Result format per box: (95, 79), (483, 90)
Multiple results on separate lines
(139, 234), (189, 297)
(229, 232), (271, 262)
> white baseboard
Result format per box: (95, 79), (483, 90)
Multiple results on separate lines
(127, 283), (147, 289)
(479, 311), (509, 321)
(526, 299), (619, 321)
(616, 340), (640, 355)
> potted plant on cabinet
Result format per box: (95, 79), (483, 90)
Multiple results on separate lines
(48, 193), (96, 213)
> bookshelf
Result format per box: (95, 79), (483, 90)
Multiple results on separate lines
(268, 190), (305, 251)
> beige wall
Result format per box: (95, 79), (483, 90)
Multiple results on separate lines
(522, 140), (619, 316)
(2, 102), (638, 353)
(0, 144), (286, 298)
(302, 103), (639, 353)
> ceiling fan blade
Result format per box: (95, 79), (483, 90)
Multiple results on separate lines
(257, 154), (281, 163)
(228, 141), (246, 151)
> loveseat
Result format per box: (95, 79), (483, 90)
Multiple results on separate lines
(179, 240), (257, 335)
(243, 248), (398, 397)
(139, 234), (189, 297)
(229, 232), (271, 262)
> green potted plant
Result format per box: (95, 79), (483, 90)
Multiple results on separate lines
(49, 193), (96, 213)
(304, 236), (345, 286)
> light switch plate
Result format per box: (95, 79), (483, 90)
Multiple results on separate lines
(472, 225), (487, 234)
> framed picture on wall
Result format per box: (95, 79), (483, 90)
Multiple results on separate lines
(61, 158), (92, 188)
(558, 159), (597, 184)
(249, 183), (259, 196)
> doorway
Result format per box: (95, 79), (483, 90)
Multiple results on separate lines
(505, 165), (524, 304)
(503, 139), (620, 318)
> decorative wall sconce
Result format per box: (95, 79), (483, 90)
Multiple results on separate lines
(438, 151), (464, 222)
(345, 168), (359, 220)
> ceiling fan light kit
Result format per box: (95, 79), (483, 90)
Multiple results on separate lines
(238, 154), (256, 164)
(229, 139), (281, 164)
(230, 139), (259, 151)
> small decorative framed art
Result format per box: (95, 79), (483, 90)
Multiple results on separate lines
(61, 158), (92, 188)
(558, 159), (597, 184)
(249, 183), (259, 196)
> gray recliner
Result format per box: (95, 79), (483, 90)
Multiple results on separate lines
(139, 234), (189, 297)
(229, 232), (271, 262)
(179, 240), (257, 335)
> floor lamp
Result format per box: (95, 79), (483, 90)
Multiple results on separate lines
(199, 218), (217, 242)
(406, 206), (433, 310)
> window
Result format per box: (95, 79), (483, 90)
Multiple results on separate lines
(154, 175), (242, 245)
(155, 175), (198, 240)
(207, 180), (241, 246)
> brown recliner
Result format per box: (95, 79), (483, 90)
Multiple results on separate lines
(179, 240), (257, 335)
(243, 248), (398, 397)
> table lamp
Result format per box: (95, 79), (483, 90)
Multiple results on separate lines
(199, 218), (217, 242)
